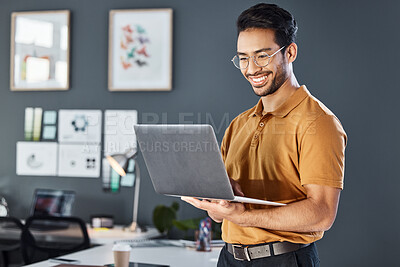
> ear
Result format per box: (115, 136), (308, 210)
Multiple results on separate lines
(286, 43), (298, 63)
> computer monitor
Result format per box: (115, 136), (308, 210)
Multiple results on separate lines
(30, 189), (75, 217)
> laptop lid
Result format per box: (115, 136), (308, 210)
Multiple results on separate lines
(135, 124), (236, 200)
(30, 189), (76, 217)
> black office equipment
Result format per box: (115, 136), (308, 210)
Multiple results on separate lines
(30, 189), (75, 217)
(21, 215), (90, 264)
(29, 189), (76, 231)
(105, 263), (169, 267)
(0, 217), (24, 267)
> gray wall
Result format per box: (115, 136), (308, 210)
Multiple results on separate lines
(0, 0), (398, 266)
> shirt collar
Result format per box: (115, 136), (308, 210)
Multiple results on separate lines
(248, 85), (310, 118)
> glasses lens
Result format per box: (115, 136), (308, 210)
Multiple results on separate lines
(232, 55), (247, 69)
(255, 53), (270, 67)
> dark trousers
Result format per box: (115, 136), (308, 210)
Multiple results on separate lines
(217, 242), (320, 267)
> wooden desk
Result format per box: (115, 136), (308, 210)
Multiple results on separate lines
(24, 243), (222, 267)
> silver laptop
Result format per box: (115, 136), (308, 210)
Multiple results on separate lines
(134, 124), (285, 206)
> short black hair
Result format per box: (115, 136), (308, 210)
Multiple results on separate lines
(237, 3), (298, 49)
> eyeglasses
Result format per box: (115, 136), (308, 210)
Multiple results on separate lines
(231, 46), (285, 69)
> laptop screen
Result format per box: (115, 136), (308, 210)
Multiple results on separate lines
(30, 189), (75, 217)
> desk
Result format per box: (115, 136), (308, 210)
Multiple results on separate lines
(24, 243), (222, 267)
(87, 226), (160, 244)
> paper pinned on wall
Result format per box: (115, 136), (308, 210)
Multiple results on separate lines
(104, 110), (138, 156)
(58, 110), (102, 144)
(121, 159), (136, 187)
(110, 168), (120, 192)
(42, 125), (57, 140)
(32, 107), (42, 141)
(58, 143), (101, 178)
(103, 110), (137, 189)
(24, 107), (34, 141)
(43, 110), (57, 124)
(42, 110), (57, 140)
(102, 158), (111, 191)
(121, 173), (135, 187)
(16, 141), (58, 176)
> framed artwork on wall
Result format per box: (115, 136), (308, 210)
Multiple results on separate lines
(10, 10), (70, 91)
(108, 9), (173, 91)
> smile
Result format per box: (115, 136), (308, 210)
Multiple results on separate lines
(249, 74), (269, 86)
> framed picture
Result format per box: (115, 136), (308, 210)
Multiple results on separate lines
(10, 10), (70, 91)
(108, 9), (173, 91)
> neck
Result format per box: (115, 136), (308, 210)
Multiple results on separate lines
(261, 74), (300, 113)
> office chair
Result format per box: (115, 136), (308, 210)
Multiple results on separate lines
(0, 216), (24, 267)
(21, 215), (90, 264)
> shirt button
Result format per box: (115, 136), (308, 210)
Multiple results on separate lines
(254, 134), (259, 139)
(259, 122), (264, 127)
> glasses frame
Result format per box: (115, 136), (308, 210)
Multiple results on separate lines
(231, 46), (286, 70)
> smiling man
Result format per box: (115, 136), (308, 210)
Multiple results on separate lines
(182, 3), (347, 267)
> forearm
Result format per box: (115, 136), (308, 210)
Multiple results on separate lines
(232, 197), (336, 232)
(182, 185), (340, 233)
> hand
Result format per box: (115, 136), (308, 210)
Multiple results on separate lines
(229, 178), (244, 197)
(208, 178), (243, 222)
(181, 197), (247, 226)
(208, 200), (229, 223)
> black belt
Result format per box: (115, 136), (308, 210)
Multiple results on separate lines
(226, 242), (310, 261)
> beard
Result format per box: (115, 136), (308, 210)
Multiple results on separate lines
(251, 65), (288, 97)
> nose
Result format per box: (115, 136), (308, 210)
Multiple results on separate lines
(247, 56), (261, 75)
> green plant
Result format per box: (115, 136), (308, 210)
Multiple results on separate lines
(152, 202), (222, 240)
(173, 217), (222, 240)
(152, 202), (179, 235)
(173, 217), (202, 239)
(173, 217), (202, 231)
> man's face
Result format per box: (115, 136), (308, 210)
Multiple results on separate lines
(237, 28), (288, 97)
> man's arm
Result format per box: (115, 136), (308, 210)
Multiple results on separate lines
(182, 184), (341, 233)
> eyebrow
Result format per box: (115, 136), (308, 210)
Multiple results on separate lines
(237, 48), (273, 55)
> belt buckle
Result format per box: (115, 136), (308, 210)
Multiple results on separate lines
(232, 244), (251, 261)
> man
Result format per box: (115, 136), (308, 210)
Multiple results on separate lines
(182, 3), (347, 266)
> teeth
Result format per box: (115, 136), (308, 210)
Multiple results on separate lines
(252, 76), (267, 83)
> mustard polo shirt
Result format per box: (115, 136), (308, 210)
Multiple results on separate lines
(221, 85), (347, 245)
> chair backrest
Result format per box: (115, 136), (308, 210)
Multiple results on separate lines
(0, 217), (24, 267)
(21, 215), (90, 264)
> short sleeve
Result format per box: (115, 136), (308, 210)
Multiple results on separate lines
(220, 126), (232, 163)
(221, 136), (227, 163)
(220, 116), (239, 163)
(299, 114), (347, 189)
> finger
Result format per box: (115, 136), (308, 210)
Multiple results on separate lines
(234, 185), (245, 196)
(229, 178), (245, 196)
(219, 200), (230, 207)
(181, 197), (211, 210)
(181, 197), (197, 205)
(232, 183), (244, 196)
(181, 196), (191, 202)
